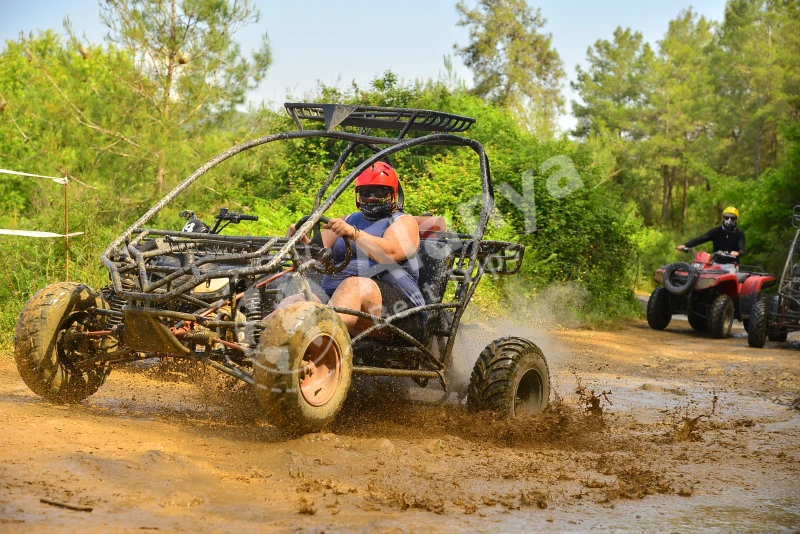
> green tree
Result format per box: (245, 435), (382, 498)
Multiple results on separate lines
(454, 0), (565, 134)
(711, 0), (797, 180)
(645, 9), (716, 228)
(72, 0), (272, 191)
(571, 27), (655, 222)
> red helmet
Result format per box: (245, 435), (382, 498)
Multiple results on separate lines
(354, 161), (399, 209)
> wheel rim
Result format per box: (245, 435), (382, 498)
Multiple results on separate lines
(514, 368), (544, 417)
(299, 334), (341, 407)
(724, 303), (734, 332)
(57, 311), (103, 369)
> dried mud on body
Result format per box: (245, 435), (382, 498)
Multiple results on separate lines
(1, 319), (799, 533)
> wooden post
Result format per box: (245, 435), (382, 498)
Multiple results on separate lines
(64, 175), (69, 282)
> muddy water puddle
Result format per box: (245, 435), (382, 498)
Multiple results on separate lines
(1, 319), (799, 532)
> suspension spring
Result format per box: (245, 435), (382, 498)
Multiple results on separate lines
(104, 277), (135, 327)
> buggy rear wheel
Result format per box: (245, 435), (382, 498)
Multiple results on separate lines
(467, 337), (550, 417)
(14, 283), (112, 403)
(747, 297), (769, 348)
(708, 293), (735, 338)
(767, 297), (789, 342)
(646, 287), (671, 330)
(253, 302), (353, 435)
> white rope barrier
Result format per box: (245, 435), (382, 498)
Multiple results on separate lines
(0, 168), (68, 184)
(0, 229), (83, 238)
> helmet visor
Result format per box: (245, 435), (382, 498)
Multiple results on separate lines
(357, 185), (394, 205)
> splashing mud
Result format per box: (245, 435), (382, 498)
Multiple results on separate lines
(0, 311), (798, 532)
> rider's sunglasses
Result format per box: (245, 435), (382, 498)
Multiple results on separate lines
(357, 186), (393, 200)
(723, 215), (737, 221)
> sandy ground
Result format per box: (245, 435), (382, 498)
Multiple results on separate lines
(1, 315), (799, 533)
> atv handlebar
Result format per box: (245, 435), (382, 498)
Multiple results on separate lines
(215, 208), (258, 223)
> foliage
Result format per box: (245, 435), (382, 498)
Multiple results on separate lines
(573, 0), (800, 278)
(454, 0), (565, 134)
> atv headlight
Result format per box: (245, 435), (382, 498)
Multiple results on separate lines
(695, 278), (716, 290)
(193, 278), (229, 294)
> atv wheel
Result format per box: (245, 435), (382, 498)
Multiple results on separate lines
(467, 337), (550, 417)
(747, 297), (769, 348)
(253, 302), (353, 434)
(708, 293), (735, 338)
(14, 283), (112, 403)
(663, 262), (697, 296)
(646, 287), (672, 330)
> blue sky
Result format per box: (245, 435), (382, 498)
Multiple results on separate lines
(0, 0), (728, 132)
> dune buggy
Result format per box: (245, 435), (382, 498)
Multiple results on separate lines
(647, 248), (775, 338)
(748, 205), (800, 347)
(14, 103), (550, 434)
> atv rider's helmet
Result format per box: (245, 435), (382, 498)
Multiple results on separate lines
(722, 206), (739, 231)
(354, 162), (400, 220)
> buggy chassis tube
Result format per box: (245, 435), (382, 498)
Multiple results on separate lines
(100, 127), (499, 384)
(101, 130), (493, 305)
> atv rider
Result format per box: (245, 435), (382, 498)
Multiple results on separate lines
(285, 162), (424, 339)
(677, 206), (745, 273)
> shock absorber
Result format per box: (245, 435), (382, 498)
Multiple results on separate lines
(104, 277), (135, 327)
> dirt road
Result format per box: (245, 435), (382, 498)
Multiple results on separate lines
(1, 316), (798, 533)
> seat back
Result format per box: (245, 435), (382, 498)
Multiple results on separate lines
(414, 216), (447, 238)
(416, 239), (454, 304)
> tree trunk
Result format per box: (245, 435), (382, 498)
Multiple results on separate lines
(681, 172), (688, 232)
(661, 165), (672, 227)
(754, 118), (763, 179)
(156, 166), (165, 193)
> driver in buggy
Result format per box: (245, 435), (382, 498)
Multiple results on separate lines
(677, 206), (746, 273)
(283, 162), (425, 340)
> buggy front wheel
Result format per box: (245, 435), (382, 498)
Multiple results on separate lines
(467, 337), (550, 417)
(253, 302), (353, 435)
(14, 283), (112, 403)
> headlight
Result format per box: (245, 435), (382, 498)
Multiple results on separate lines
(193, 278), (229, 294)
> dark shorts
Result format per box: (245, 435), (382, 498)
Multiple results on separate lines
(373, 279), (426, 342)
(273, 274), (425, 342)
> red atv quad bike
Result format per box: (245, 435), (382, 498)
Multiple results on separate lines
(748, 205), (800, 347)
(647, 249), (775, 338)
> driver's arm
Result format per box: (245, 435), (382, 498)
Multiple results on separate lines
(682, 228), (715, 249)
(326, 215), (419, 264)
(735, 231), (746, 258)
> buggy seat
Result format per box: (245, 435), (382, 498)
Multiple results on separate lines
(414, 216), (454, 305)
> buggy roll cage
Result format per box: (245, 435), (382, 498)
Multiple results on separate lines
(99, 103), (523, 386)
(774, 205), (800, 331)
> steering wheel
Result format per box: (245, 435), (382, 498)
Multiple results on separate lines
(293, 214), (354, 275)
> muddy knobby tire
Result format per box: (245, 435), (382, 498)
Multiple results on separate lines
(747, 297), (769, 348)
(253, 302), (353, 435)
(14, 283), (111, 403)
(467, 337), (550, 418)
(646, 287), (672, 330)
(708, 293), (735, 338)
(767, 297), (789, 342)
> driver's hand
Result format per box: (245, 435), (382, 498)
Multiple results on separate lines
(676, 245), (686, 252)
(325, 218), (356, 239)
(730, 251), (740, 257)
(286, 224), (310, 244)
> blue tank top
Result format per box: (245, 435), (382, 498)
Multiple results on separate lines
(321, 211), (425, 310)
